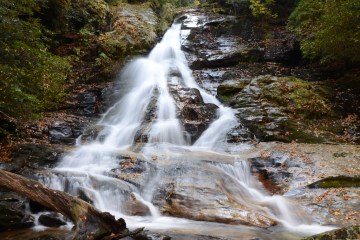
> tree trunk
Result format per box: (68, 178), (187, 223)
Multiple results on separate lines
(0, 169), (134, 240)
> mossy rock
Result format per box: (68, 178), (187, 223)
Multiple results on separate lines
(259, 76), (335, 119)
(217, 80), (250, 102)
(303, 225), (360, 240)
(227, 75), (343, 143)
(308, 176), (360, 189)
(99, 3), (158, 59)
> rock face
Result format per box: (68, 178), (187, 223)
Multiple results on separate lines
(220, 75), (350, 143)
(227, 76), (294, 142)
(181, 10), (356, 144)
(180, 11), (302, 143)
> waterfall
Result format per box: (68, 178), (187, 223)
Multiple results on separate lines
(40, 18), (333, 239)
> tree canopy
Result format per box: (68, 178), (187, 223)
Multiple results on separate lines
(0, 0), (70, 119)
(288, 0), (360, 65)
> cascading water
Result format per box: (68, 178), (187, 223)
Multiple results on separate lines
(40, 15), (333, 239)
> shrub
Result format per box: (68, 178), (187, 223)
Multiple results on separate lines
(0, 0), (71, 120)
(288, 0), (360, 64)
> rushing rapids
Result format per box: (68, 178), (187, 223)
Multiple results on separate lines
(40, 15), (334, 239)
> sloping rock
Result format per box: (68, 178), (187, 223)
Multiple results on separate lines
(242, 142), (360, 226)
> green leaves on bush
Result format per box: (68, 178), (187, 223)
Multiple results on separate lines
(0, 0), (71, 119)
(288, 0), (360, 64)
(249, 0), (277, 18)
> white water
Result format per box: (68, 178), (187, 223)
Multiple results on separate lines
(41, 18), (333, 239)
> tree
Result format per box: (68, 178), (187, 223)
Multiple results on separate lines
(288, 0), (360, 65)
(249, 0), (277, 18)
(0, 0), (70, 120)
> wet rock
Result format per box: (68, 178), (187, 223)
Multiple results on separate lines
(151, 163), (277, 228)
(0, 155), (26, 173)
(303, 225), (360, 240)
(134, 91), (159, 144)
(155, 183), (276, 228)
(78, 189), (94, 205)
(75, 91), (97, 116)
(112, 155), (156, 189)
(217, 79), (250, 102)
(172, 87), (218, 143)
(123, 192), (151, 216)
(0, 144), (65, 173)
(0, 189), (34, 230)
(191, 49), (259, 70)
(38, 213), (67, 228)
(181, 9), (348, 144)
(226, 76), (290, 142)
(99, 83), (119, 113)
(48, 124), (75, 145)
(249, 153), (293, 193)
(62, 84), (106, 117)
(80, 125), (105, 144)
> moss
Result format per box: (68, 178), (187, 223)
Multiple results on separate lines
(217, 80), (250, 103)
(260, 76), (335, 119)
(303, 226), (360, 240)
(308, 176), (360, 189)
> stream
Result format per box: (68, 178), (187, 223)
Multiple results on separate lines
(26, 15), (334, 239)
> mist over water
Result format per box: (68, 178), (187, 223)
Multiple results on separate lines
(41, 19), (334, 239)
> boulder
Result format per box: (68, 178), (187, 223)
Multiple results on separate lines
(0, 190), (34, 230)
(38, 213), (67, 228)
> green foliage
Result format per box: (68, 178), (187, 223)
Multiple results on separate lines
(157, 2), (177, 33)
(67, 0), (109, 32)
(201, 0), (282, 18)
(37, 0), (109, 33)
(0, 0), (71, 119)
(145, 0), (183, 33)
(288, 0), (360, 64)
(249, 0), (277, 18)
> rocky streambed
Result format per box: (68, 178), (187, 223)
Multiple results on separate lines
(0, 8), (359, 240)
